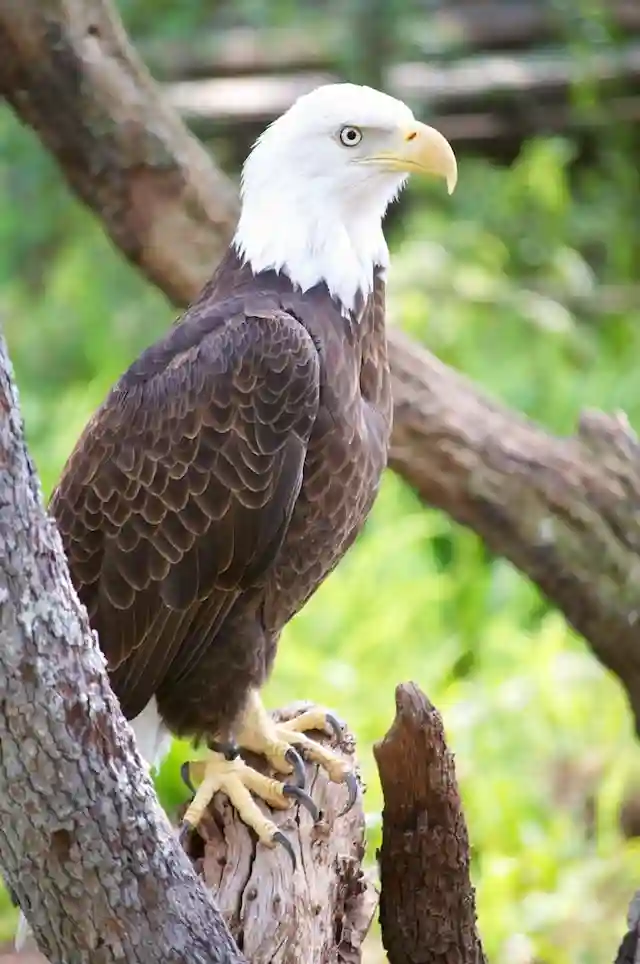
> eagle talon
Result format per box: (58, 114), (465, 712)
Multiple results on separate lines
(180, 761), (197, 797)
(325, 712), (344, 743)
(282, 784), (320, 822)
(285, 746), (306, 788)
(339, 771), (359, 816)
(272, 830), (296, 870)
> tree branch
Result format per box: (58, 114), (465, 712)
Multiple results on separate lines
(0, 332), (245, 962)
(374, 683), (486, 964)
(388, 332), (640, 732)
(0, 0), (239, 307)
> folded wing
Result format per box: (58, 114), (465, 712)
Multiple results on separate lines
(50, 309), (320, 718)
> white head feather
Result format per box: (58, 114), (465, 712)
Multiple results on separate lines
(233, 83), (457, 313)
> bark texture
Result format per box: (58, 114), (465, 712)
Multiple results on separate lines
(193, 705), (377, 964)
(0, 333), (245, 963)
(613, 890), (640, 964)
(0, 0), (239, 307)
(4, 0), (640, 738)
(374, 684), (486, 964)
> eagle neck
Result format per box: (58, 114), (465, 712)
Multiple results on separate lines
(232, 188), (390, 317)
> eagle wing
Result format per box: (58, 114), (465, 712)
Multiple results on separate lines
(50, 308), (320, 718)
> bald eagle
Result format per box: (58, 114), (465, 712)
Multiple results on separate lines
(52, 86), (457, 855)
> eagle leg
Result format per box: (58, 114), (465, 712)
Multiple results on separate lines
(235, 690), (359, 817)
(179, 750), (318, 868)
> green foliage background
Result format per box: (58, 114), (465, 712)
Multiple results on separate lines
(1, 2), (640, 961)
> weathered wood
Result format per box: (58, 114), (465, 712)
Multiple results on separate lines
(5, 0), (640, 739)
(0, 333), (245, 964)
(187, 704), (377, 964)
(374, 683), (486, 964)
(614, 891), (640, 964)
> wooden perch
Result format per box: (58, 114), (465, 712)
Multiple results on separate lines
(190, 704), (377, 963)
(374, 684), (486, 964)
(4, 0), (640, 736)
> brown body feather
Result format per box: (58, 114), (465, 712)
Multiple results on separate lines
(50, 249), (392, 742)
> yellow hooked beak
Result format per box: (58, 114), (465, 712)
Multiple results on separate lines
(368, 121), (458, 194)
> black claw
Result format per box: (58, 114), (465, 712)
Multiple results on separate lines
(282, 784), (320, 822)
(285, 746), (306, 788)
(178, 821), (193, 850)
(180, 761), (196, 797)
(325, 712), (344, 743)
(208, 739), (239, 761)
(272, 830), (296, 870)
(338, 772), (359, 817)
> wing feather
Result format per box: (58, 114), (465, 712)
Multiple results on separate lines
(51, 310), (319, 719)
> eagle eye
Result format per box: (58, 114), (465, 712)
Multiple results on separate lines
(339, 126), (363, 147)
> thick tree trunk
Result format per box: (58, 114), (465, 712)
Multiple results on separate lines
(3, 0), (640, 733)
(0, 332), (245, 963)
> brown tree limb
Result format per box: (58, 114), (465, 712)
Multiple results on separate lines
(0, 0), (239, 307)
(0, 334), (245, 964)
(3, 0), (640, 736)
(374, 683), (486, 964)
(388, 332), (640, 732)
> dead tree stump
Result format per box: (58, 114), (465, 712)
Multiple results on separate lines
(185, 703), (378, 964)
(374, 683), (487, 964)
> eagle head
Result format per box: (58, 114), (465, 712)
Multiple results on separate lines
(233, 83), (457, 313)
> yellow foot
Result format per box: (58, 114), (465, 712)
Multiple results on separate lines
(179, 751), (318, 868)
(235, 691), (358, 815)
